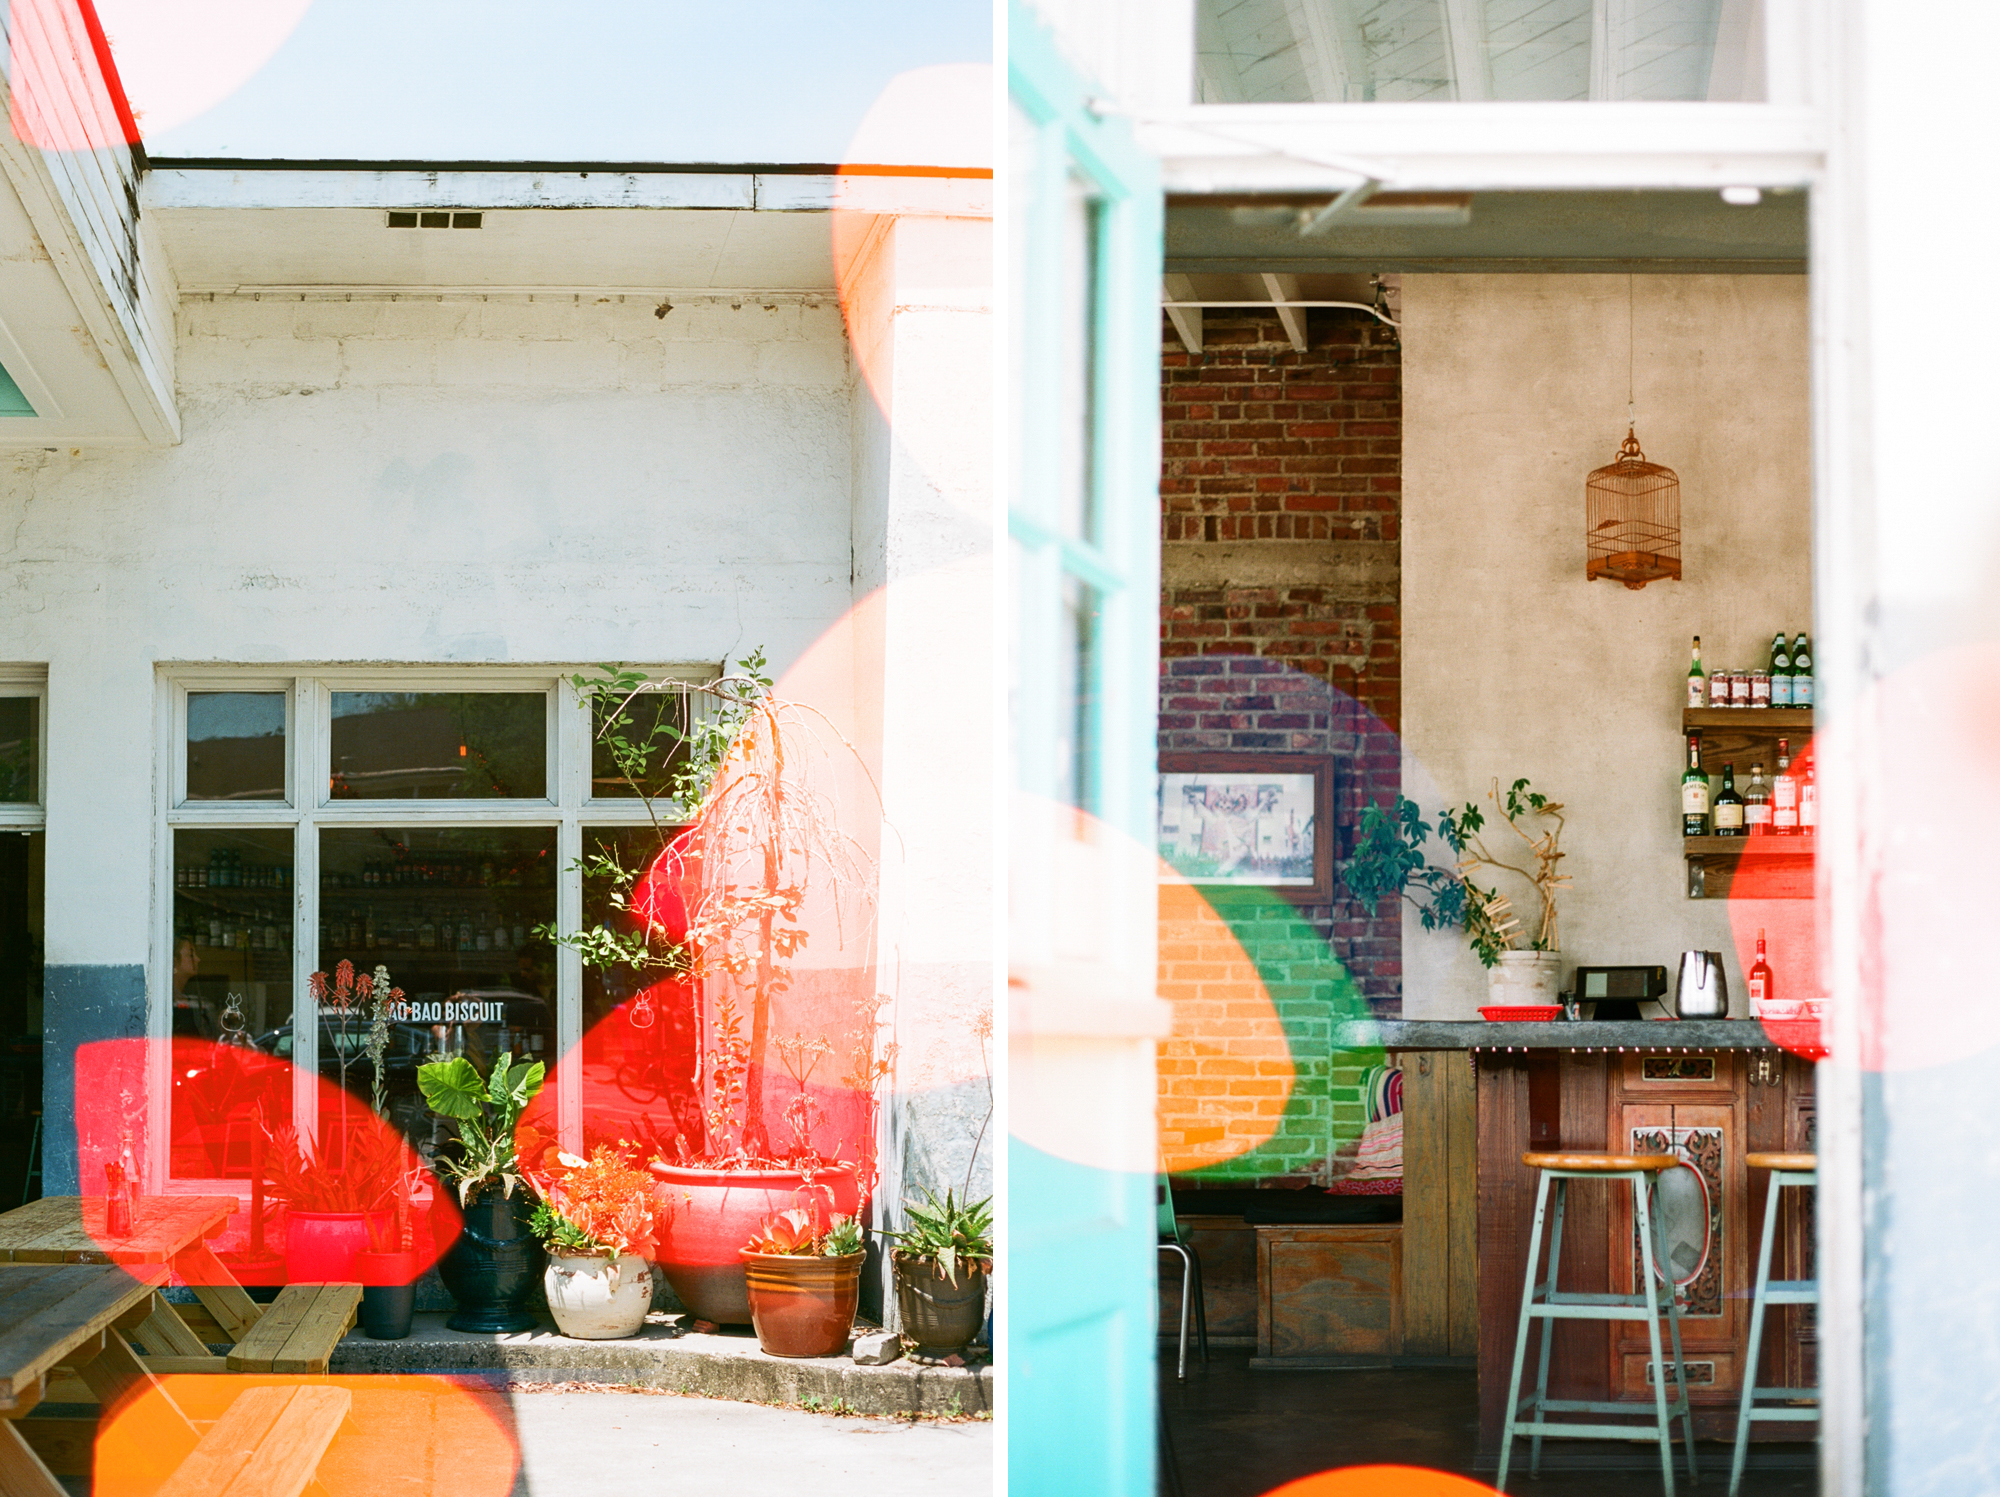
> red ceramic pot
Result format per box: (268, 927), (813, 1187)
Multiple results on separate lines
(284, 1210), (395, 1284)
(741, 1249), (864, 1358)
(649, 1162), (861, 1325)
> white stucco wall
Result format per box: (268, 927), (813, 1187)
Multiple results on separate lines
(2, 290), (856, 969)
(1401, 274), (1812, 1019)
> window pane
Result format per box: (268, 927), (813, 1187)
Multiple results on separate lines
(0, 697), (37, 804)
(578, 825), (702, 1154)
(1193, 0), (1760, 103)
(315, 826), (557, 1154)
(0, 831), (42, 1202)
(1056, 575), (1100, 811)
(330, 692), (548, 800)
(186, 692), (286, 802)
(590, 690), (692, 799)
(170, 827), (295, 1180)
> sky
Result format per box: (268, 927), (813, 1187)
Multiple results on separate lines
(99, 0), (990, 164)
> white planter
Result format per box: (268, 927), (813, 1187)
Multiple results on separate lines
(544, 1253), (652, 1340)
(1487, 951), (1563, 1008)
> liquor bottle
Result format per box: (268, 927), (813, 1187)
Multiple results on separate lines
(1686, 636), (1706, 709)
(1772, 739), (1800, 834)
(1744, 764), (1773, 833)
(1792, 633), (1814, 707)
(1713, 764), (1745, 836)
(1800, 754), (1817, 835)
(1681, 733), (1710, 835)
(1749, 929), (1774, 1010)
(419, 910), (437, 951)
(1770, 632), (1793, 707)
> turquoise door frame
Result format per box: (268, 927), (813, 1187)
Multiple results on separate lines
(1008, 5), (1165, 1494)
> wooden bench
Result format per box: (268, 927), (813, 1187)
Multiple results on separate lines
(155, 1385), (351, 1497)
(225, 1285), (363, 1375)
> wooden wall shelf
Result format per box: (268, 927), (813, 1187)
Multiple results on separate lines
(1683, 710), (1815, 898)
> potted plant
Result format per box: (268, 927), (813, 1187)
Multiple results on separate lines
(545, 659), (881, 1324)
(1342, 777), (1571, 1007)
(527, 1144), (662, 1339)
(883, 1188), (991, 1357)
(739, 1208), (866, 1358)
(420, 1049), (547, 1333)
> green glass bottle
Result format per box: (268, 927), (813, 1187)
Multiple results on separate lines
(1713, 763), (1745, 837)
(1686, 636), (1706, 709)
(1791, 633), (1814, 707)
(1681, 733), (1710, 836)
(1769, 631), (1793, 707)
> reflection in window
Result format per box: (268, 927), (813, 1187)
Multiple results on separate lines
(1056, 576), (1100, 812)
(170, 827), (295, 1179)
(330, 692), (548, 799)
(0, 831), (42, 1202)
(0, 697), (36, 804)
(1195, 0), (1759, 104)
(590, 690), (692, 799)
(187, 692), (286, 802)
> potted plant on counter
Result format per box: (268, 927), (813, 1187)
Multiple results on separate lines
(1342, 777), (1571, 1009)
(528, 1145), (662, 1339)
(420, 1049), (546, 1332)
(739, 1208), (866, 1358)
(885, 1188), (992, 1358)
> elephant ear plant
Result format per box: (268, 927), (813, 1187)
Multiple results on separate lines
(418, 1051), (546, 1206)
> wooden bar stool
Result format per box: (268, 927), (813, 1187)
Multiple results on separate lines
(1729, 1151), (1819, 1497)
(1498, 1151), (1699, 1497)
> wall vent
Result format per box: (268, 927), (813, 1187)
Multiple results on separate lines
(387, 211), (482, 229)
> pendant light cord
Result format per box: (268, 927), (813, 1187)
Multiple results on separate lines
(1627, 273), (1635, 430)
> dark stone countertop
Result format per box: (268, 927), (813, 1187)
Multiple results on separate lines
(1329, 1018), (1783, 1050)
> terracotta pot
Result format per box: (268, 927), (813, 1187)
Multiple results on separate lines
(894, 1251), (987, 1355)
(649, 1162), (861, 1325)
(740, 1249), (863, 1358)
(544, 1252), (652, 1340)
(437, 1190), (545, 1333)
(284, 1210), (394, 1284)
(355, 1249), (415, 1340)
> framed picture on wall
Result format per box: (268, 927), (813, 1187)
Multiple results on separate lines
(1156, 752), (1335, 904)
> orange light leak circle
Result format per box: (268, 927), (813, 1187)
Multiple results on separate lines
(1262, 1466), (1498, 1497)
(1724, 730), (1824, 1063)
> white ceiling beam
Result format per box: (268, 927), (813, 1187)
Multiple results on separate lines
(1440, 0), (1493, 102)
(1162, 273), (1202, 354)
(1260, 272), (1310, 352)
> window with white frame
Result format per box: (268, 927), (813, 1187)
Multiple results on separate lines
(160, 666), (706, 1186)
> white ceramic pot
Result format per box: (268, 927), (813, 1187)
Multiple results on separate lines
(544, 1252), (652, 1340)
(1487, 951), (1563, 1007)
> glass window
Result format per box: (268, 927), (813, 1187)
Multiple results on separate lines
(315, 826), (557, 1151)
(329, 692), (548, 800)
(0, 830), (42, 1202)
(170, 827), (295, 1180)
(590, 690), (692, 799)
(1193, 0), (1762, 104)
(0, 697), (36, 804)
(186, 692), (286, 802)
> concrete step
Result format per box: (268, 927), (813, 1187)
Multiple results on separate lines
(331, 1312), (991, 1419)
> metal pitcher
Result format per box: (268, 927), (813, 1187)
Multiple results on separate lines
(1675, 950), (1729, 1019)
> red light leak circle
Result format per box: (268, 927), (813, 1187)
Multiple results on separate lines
(1723, 730), (1823, 1063)
(1261, 1466), (1498, 1496)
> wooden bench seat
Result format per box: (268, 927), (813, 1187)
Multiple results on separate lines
(154, 1385), (351, 1497)
(225, 1286), (362, 1374)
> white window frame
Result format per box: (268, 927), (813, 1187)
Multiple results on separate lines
(154, 663), (714, 1195)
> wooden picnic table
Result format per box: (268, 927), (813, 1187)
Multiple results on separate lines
(0, 1261), (352, 1497)
(0, 1199), (361, 1377)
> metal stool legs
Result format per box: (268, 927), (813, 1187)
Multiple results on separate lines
(1497, 1166), (1698, 1497)
(1158, 1240), (1210, 1381)
(1729, 1164), (1819, 1497)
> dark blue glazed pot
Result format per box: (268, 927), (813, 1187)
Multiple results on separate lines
(438, 1190), (544, 1333)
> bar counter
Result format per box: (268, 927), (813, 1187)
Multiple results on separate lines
(1333, 1018), (1786, 1050)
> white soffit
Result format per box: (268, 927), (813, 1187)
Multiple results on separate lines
(142, 168), (993, 295)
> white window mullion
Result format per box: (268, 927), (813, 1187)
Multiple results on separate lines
(293, 676), (321, 1145)
(556, 675), (588, 1153)
(146, 671), (174, 1190)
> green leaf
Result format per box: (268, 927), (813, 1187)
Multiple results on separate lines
(419, 1057), (484, 1120)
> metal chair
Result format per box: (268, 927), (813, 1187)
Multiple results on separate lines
(1730, 1151), (1819, 1497)
(1156, 1176), (1209, 1380)
(1498, 1150), (1700, 1496)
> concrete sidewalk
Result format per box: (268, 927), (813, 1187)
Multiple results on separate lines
(507, 1389), (992, 1495)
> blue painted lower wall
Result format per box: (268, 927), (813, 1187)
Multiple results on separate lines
(40, 964), (145, 1195)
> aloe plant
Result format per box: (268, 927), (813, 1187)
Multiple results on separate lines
(418, 1051), (546, 1206)
(883, 1188), (992, 1286)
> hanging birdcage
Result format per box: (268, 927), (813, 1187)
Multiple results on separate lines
(1585, 428), (1681, 589)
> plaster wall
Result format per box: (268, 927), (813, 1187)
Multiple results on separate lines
(1400, 275), (1811, 1019)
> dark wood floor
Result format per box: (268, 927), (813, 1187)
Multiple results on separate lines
(1159, 1350), (1817, 1496)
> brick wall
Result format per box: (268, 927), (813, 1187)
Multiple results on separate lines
(1156, 309), (1404, 1185)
